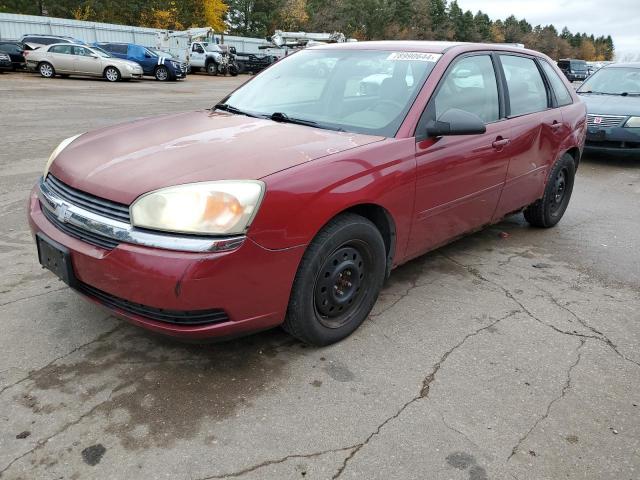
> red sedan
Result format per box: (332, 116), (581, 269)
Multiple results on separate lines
(29, 42), (586, 345)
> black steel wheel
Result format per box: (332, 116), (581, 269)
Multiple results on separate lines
(524, 153), (576, 228)
(284, 213), (386, 345)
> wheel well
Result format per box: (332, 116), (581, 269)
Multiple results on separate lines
(103, 65), (119, 75)
(565, 147), (581, 170)
(342, 204), (396, 278)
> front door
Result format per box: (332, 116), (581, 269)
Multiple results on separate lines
(73, 46), (101, 75)
(408, 53), (510, 258)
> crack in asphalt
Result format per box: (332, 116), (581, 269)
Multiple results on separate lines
(507, 338), (585, 460)
(441, 254), (640, 369)
(538, 286), (640, 368)
(440, 414), (479, 449)
(0, 286), (69, 308)
(0, 320), (121, 397)
(331, 310), (519, 479)
(197, 447), (356, 479)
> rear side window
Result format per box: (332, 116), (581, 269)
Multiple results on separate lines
(540, 61), (573, 106)
(49, 45), (72, 54)
(432, 54), (500, 124)
(500, 55), (549, 117)
(107, 44), (128, 55)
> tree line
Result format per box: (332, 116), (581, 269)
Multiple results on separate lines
(0, 0), (615, 60)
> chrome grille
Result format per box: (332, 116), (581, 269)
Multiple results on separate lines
(42, 204), (119, 249)
(44, 175), (130, 223)
(586, 114), (626, 129)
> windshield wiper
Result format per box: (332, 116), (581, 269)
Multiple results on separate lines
(269, 112), (345, 131)
(620, 92), (640, 96)
(214, 103), (261, 118)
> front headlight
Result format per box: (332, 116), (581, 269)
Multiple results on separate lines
(44, 133), (83, 176)
(624, 116), (640, 128)
(130, 181), (265, 235)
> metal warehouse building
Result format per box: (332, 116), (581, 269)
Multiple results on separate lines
(0, 12), (276, 55)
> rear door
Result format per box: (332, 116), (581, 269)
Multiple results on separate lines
(409, 53), (511, 257)
(493, 53), (562, 218)
(48, 44), (73, 72)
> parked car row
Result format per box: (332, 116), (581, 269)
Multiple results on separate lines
(0, 33), (253, 82)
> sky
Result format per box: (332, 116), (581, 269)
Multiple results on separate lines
(456, 0), (640, 59)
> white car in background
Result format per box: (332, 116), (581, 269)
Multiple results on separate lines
(26, 43), (143, 82)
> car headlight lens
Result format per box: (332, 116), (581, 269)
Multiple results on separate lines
(44, 133), (83, 176)
(624, 116), (640, 128)
(130, 181), (265, 235)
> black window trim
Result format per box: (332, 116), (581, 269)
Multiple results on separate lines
(494, 52), (555, 118)
(415, 50), (506, 142)
(537, 58), (574, 108)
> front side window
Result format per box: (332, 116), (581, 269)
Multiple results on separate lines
(540, 60), (573, 106)
(431, 54), (500, 124)
(500, 55), (549, 116)
(223, 49), (440, 137)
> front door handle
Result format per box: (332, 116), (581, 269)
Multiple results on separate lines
(492, 138), (511, 149)
(551, 121), (563, 130)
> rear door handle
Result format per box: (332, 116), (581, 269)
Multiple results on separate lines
(551, 121), (563, 130)
(492, 138), (511, 148)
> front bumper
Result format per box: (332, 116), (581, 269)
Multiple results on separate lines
(585, 126), (640, 157)
(28, 187), (304, 340)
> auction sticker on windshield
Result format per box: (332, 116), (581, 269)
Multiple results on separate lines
(386, 52), (442, 62)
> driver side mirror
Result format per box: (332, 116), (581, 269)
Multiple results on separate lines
(426, 108), (486, 137)
(144, 52), (151, 58)
(89, 53), (98, 58)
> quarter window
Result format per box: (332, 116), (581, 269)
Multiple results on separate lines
(500, 55), (549, 116)
(432, 54), (500, 124)
(540, 60), (573, 106)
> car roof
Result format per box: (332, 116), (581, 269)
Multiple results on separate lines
(310, 40), (543, 57)
(47, 43), (90, 48)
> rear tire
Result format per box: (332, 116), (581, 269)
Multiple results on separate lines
(38, 62), (54, 78)
(284, 213), (386, 346)
(104, 66), (121, 82)
(524, 153), (576, 228)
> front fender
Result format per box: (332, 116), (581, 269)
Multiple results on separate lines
(248, 138), (417, 265)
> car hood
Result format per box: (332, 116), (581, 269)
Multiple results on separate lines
(50, 110), (384, 205)
(577, 93), (640, 116)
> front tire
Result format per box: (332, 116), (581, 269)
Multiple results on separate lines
(104, 66), (121, 82)
(206, 62), (218, 76)
(284, 213), (386, 346)
(524, 153), (576, 228)
(38, 62), (54, 78)
(155, 65), (169, 81)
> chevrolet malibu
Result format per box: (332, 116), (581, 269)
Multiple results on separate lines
(29, 42), (587, 345)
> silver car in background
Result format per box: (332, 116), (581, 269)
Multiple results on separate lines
(26, 43), (143, 82)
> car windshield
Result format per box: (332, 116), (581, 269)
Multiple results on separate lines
(91, 46), (112, 58)
(578, 67), (640, 95)
(220, 49), (440, 136)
